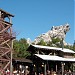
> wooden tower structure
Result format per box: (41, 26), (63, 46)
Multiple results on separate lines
(0, 9), (14, 73)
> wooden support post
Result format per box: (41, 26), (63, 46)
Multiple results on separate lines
(10, 19), (13, 75)
(61, 62), (64, 75)
(10, 35), (13, 75)
(56, 64), (57, 72)
(72, 63), (74, 72)
(62, 38), (64, 50)
(47, 60), (49, 70)
(44, 62), (46, 75)
(9, 16), (12, 24)
(10, 41), (13, 75)
(0, 11), (1, 18)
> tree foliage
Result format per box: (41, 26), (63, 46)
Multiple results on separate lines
(36, 39), (47, 46)
(46, 37), (61, 47)
(13, 38), (30, 58)
(52, 37), (61, 44)
(73, 41), (75, 52)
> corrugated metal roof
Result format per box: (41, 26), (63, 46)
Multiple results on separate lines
(35, 54), (75, 62)
(31, 45), (75, 54)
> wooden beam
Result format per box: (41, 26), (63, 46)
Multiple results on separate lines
(3, 61), (10, 70)
(0, 39), (10, 45)
(0, 59), (10, 61)
(0, 25), (10, 33)
(0, 49), (10, 57)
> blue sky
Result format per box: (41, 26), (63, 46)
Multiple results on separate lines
(0, 0), (74, 44)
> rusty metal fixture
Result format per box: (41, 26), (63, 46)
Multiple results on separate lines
(0, 9), (15, 74)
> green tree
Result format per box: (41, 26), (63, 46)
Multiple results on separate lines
(73, 41), (75, 51)
(13, 40), (20, 57)
(47, 41), (53, 46)
(49, 37), (61, 47)
(52, 37), (61, 44)
(64, 45), (73, 50)
(13, 38), (30, 58)
(36, 39), (47, 46)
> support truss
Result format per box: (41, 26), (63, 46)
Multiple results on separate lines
(0, 9), (14, 74)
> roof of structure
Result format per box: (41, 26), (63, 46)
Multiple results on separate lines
(13, 58), (33, 63)
(0, 8), (14, 17)
(35, 54), (75, 62)
(30, 45), (75, 54)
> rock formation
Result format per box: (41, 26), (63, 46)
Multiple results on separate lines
(33, 23), (70, 44)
